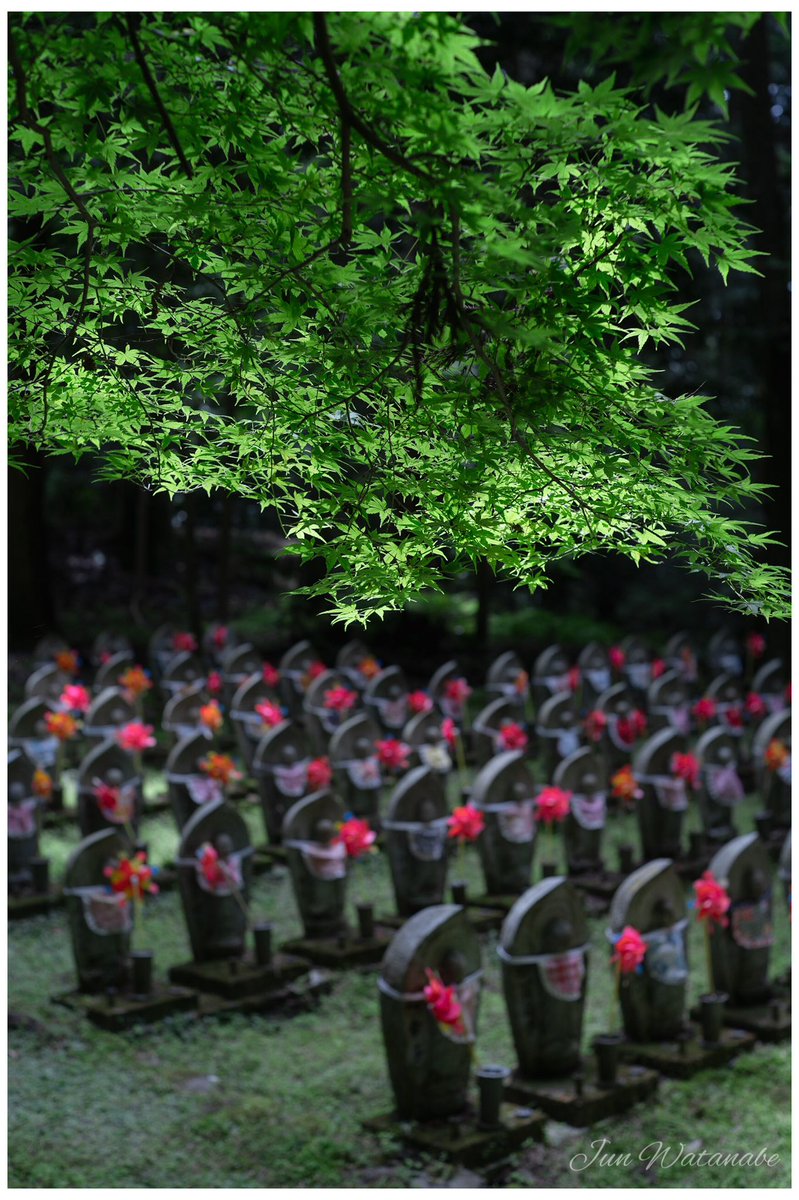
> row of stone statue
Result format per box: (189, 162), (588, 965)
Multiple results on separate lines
(379, 832), (789, 1128)
(8, 624), (791, 908)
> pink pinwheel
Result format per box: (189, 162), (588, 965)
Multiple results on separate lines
(375, 739), (412, 771)
(60, 684), (91, 713)
(116, 722), (156, 753)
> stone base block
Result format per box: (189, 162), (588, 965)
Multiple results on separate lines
(169, 952), (309, 999)
(362, 1103), (546, 1168)
(194, 967), (334, 1017)
(8, 886), (63, 920)
(53, 981), (197, 1031)
(620, 1024), (756, 1077)
(282, 928), (392, 969)
(690, 998), (791, 1043)
(504, 1061), (658, 1127)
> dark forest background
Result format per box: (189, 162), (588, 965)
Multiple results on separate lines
(8, 12), (790, 661)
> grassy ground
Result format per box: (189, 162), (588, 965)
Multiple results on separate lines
(9, 784), (791, 1189)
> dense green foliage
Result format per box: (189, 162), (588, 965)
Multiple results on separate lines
(8, 12), (790, 622)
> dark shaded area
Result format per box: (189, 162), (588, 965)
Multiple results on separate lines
(8, 13), (790, 656)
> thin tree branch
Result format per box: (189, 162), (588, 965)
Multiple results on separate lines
(340, 114), (353, 246)
(9, 28), (96, 436)
(125, 14), (195, 179)
(313, 14), (434, 185)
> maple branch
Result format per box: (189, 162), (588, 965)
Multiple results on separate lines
(9, 27), (96, 436)
(125, 14), (195, 179)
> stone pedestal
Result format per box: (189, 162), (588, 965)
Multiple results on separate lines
(619, 1024), (756, 1077)
(54, 980), (197, 1032)
(362, 1103), (545, 1168)
(8, 884), (63, 920)
(169, 951), (310, 1000)
(504, 1060), (658, 1126)
(689, 997), (791, 1044)
(281, 927), (392, 969)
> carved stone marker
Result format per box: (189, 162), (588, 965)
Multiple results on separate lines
(753, 709), (791, 833)
(706, 673), (745, 737)
(57, 829), (196, 1028)
(366, 905), (545, 1163)
(619, 636), (653, 696)
(328, 711), (384, 822)
(428, 660), (468, 723)
(8, 699), (61, 788)
(83, 687), (137, 744)
(165, 731), (224, 832)
(76, 739), (143, 839)
(365, 665), (411, 733)
(485, 652), (529, 710)
(229, 673), (283, 770)
(531, 645), (573, 712)
(282, 790), (391, 966)
(470, 697), (528, 767)
(403, 710), (455, 779)
(162, 683), (208, 746)
(578, 643), (612, 710)
(501, 878), (658, 1124)
(707, 628), (744, 679)
(160, 650), (204, 699)
(470, 751), (537, 902)
(336, 640), (378, 689)
(535, 692), (581, 778)
(168, 798), (309, 1008)
(695, 727), (745, 845)
(220, 643), (263, 704)
(24, 662), (70, 704)
(252, 720), (312, 848)
(174, 798), (254, 962)
(379, 904), (482, 1120)
(63, 828), (132, 992)
(592, 683), (642, 772)
(94, 649), (135, 692)
(279, 640), (321, 717)
(501, 877), (589, 1078)
(8, 750), (44, 892)
(752, 659), (789, 716)
(383, 766), (450, 918)
(663, 632), (700, 685)
(554, 747), (608, 876)
(303, 668), (359, 755)
(647, 670), (692, 737)
(609, 859), (688, 1043)
(692, 834), (789, 1042)
(633, 729), (689, 861)
(283, 790), (347, 941)
(147, 624), (178, 677)
(610, 859), (755, 1074)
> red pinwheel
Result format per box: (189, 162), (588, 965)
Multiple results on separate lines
(375, 739), (412, 771)
(535, 786), (571, 826)
(671, 752), (700, 790)
(116, 721), (156, 752)
(423, 968), (466, 1036)
(447, 804), (485, 843)
(333, 816), (377, 859)
(498, 722), (528, 752)
(307, 756), (333, 790)
(693, 870), (731, 928)
(611, 925), (648, 974)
